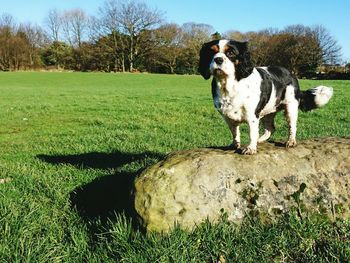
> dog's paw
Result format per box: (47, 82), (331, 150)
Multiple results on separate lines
(230, 141), (241, 150)
(286, 139), (297, 148)
(242, 146), (257, 155)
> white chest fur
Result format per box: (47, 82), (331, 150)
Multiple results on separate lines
(215, 69), (262, 122)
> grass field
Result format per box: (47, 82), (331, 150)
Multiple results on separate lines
(0, 72), (349, 262)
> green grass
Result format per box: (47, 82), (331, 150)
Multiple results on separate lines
(0, 72), (349, 262)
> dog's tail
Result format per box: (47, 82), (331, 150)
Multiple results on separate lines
(299, 86), (333, 112)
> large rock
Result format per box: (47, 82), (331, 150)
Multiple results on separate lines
(134, 137), (350, 232)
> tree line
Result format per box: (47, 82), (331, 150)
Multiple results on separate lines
(0, 0), (348, 78)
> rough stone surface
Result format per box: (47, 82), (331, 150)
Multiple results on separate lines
(134, 137), (350, 232)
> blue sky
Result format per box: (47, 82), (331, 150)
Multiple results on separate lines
(2, 0), (350, 61)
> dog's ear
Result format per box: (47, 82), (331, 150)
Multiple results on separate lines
(198, 41), (216, 80)
(230, 40), (248, 53)
(230, 41), (254, 81)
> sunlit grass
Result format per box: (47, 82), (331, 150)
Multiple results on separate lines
(0, 72), (349, 262)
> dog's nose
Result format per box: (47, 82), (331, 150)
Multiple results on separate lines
(214, 57), (224, 65)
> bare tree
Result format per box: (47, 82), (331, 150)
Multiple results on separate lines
(223, 30), (247, 41)
(18, 23), (47, 68)
(246, 31), (270, 66)
(61, 9), (89, 48)
(0, 14), (40, 70)
(149, 23), (183, 73)
(98, 0), (120, 35)
(312, 25), (342, 64)
(284, 24), (312, 36)
(118, 0), (163, 71)
(96, 0), (126, 71)
(283, 24), (323, 73)
(284, 24), (342, 65)
(0, 13), (16, 70)
(181, 22), (214, 44)
(44, 9), (61, 42)
(181, 22), (214, 73)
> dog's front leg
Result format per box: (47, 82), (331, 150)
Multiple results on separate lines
(242, 118), (259, 155)
(224, 118), (240, 149)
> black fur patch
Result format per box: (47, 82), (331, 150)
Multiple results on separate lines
(299, 90), (317, 111)
(227, 41), (254, 81)
(199, 40), (219, 79)
(255, 66), (301, 117)
(266, 66), (300, 102)
(255, 68), (273, 117)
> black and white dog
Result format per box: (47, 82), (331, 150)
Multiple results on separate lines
(199, 39), (333, 154)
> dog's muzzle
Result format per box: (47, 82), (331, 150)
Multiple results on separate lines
(213, 68), (226, 77)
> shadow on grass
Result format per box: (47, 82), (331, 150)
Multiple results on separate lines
(37, 151), (164, 229)
(37, 151), (163, 169)
(69, 171), (139, 223)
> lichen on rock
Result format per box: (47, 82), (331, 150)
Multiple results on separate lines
(134, 137), (350, 233)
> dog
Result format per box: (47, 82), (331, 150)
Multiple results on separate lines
(199, 39), (333, 154)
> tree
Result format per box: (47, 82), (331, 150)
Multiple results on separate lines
(223, 30), (246, 41)
(41, 41), (73, 69)
(180, 22), (214, 73)
(282, 25), (323, 76)
(0, 14), (45, 70)
(118, 0), (163, 71)
(44, 9), (61, 42)
(60, 9), (90, 70)
(144, 23), (183, 73)
(18, 23), (47, 69)
(61, 9), (89, 48)
(95, 0), (126, 71)
(246, 31), (271, 66)
(0, 13), (15, 70)
(43, 9), (63, 69)
(90, 35), (117, 71)
(0, 9), (345, 76)
(11, 32), (30, 70)
(312, 25), (342, 64)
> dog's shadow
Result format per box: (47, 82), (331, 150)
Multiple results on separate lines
(37, 151), (164, 226)
(209, 140), (286, 153)
(69, 171), (138, 222)
(37, 151), (163, 170)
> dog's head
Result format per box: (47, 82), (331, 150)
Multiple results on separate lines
(199, 39), (254, 81)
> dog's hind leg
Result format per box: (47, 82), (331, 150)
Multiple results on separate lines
(285, 100), (299, 148)
(258, 113), (276, 143)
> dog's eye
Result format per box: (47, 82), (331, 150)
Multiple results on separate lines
(226, 51), (235, 57)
